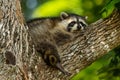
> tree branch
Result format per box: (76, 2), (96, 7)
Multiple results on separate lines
(0, 0), (120, 80)
(33, 10), (120, 80)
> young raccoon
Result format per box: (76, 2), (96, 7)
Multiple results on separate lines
(27, 12), (88, 75)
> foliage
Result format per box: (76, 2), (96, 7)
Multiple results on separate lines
(97, 47), (120, 80)
(101, 0), (120, 18)
(22, 0), (108, 23)
(71, 51), (114, 80)
(32, 0), (82, 18)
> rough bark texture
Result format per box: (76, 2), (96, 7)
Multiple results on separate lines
(0, 0), (30, 79)
(0, 0), (120, 80)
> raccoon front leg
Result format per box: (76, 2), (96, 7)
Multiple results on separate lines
(36, 42), (71, 75)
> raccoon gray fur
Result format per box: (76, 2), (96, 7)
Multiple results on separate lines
(27, 12), (88, 75)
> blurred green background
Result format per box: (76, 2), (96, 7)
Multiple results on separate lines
(21, 0), (120, 80)
(22, 0), (109, 22)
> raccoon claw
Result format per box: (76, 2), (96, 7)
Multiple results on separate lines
(64, 71), (71, 76)
(56, 63), (71, 76)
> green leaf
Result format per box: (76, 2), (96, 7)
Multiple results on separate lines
(101, 0), (120, 18)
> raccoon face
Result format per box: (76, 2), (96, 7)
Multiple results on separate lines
(60, 12), (88, 32)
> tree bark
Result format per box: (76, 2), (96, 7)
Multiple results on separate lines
(0, 0), (120, 80)
(0, 0), (30, 80)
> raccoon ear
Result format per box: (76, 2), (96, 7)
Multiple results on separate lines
(60, 12), (69, 20)
(84, 16), (88, 20)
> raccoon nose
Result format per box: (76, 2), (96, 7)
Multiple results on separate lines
(77, 25), (81, 30)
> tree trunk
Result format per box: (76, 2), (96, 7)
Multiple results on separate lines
(0, 0), (120, 80)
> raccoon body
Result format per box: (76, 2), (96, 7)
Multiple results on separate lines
(28, 12), (88, 46)
(27, 12), (88, 75)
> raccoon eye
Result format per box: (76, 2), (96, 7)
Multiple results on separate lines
(77, 22), (87, 30)
(67, 21), (76, 32)
(69, 21), (76, 27)
(79, 22), (87, 27)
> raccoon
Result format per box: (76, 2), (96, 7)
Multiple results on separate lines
(27, 12), (88, 75)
